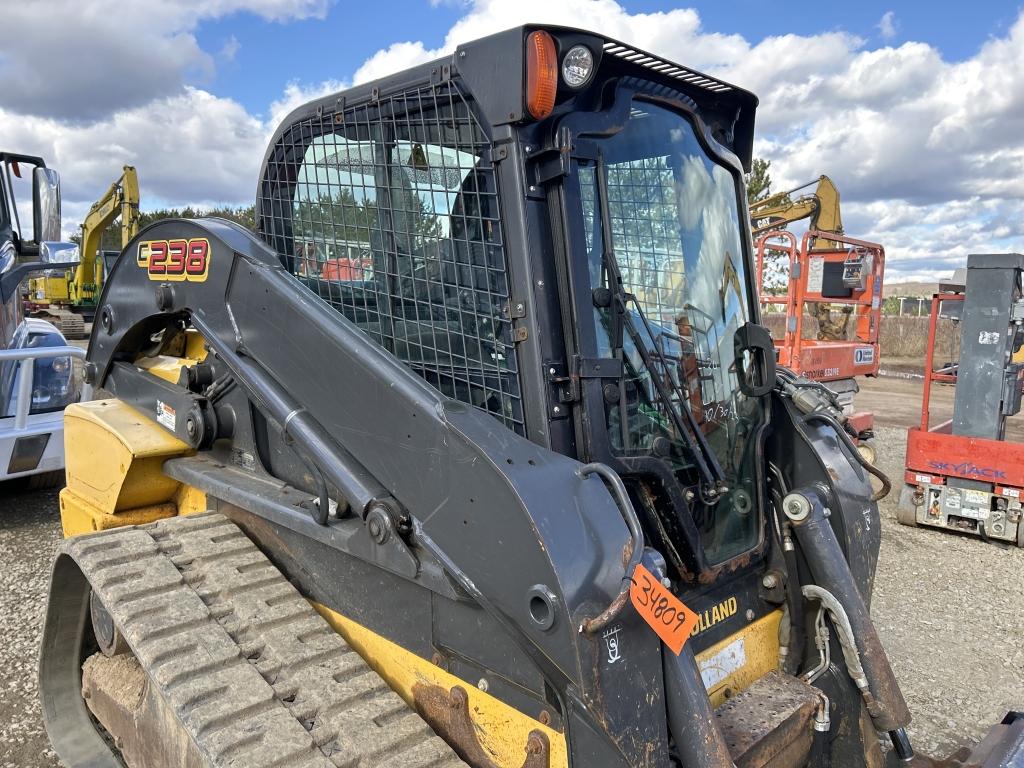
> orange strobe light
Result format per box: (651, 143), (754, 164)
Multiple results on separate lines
(526, 30), (558, 120)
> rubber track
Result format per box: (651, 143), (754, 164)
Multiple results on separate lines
(68, 512), (466, 768)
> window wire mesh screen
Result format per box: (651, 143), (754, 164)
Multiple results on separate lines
(581, 156), (721, 403)
(258, 82), (525, 434)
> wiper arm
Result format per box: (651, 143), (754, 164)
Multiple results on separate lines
(594, 153), (726, 504)
(620, 294), (727, 498)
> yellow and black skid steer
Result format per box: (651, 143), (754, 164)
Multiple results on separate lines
(38, 25), (1023, 768)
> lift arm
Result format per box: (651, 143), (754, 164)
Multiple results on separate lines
(750, 174), (842, 250)
(72, 166), (140, 303)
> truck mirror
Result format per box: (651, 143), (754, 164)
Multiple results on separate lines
(32, 167), (62, 244)
(39, 240), (80, 266)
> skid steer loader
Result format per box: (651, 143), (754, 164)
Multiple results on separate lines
(39, 25), (1023, 768)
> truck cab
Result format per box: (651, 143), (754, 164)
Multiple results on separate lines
(0, 152), (85, 485)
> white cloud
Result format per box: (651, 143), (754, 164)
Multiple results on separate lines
(0, 88), (266, 235)
(0, 0), (329, 119)
(268, 79), (349, 128)
(220, 35), (242, 62)
(1, 0), (1021, 282)
(878, 11), (898, 41)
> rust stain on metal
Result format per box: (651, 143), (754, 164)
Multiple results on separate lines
(412, 683), (550, 768)
(713, 671), (817, 768)
(697, 547), (756, 585)
(522, 730), (550, 768)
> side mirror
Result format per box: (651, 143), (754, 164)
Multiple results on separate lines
(734, 322), (777, 397)
(39, 241), (79, 266)
(0, 241), (79, 302)
(32, 167), (61, 244)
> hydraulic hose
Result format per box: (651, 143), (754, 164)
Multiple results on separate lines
(768, 463), (806, 675)
(780, 525), (806, 675)
(782, 488), (912, 733)
(801, 410), (892, 501)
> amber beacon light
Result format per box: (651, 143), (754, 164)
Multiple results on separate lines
(526, 30), (558, 120)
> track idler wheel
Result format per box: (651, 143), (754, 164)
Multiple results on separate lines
(89, 589), (129, 657)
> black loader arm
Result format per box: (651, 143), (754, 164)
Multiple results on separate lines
(85, 217), (673, 766)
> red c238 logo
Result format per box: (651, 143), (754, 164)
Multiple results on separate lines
(137, 238), (210, 282)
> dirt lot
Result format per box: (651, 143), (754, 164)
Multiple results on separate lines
(1, 374), (1022, 765)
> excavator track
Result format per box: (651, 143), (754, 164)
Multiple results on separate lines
(58, 512), (466, 768)
(30, 308), (85, 338)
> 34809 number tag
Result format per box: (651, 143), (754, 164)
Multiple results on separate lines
(629, 563), (699, 655)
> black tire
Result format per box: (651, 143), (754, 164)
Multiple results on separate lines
(26, 470), (65, 491)
(896, 486), (918, 527)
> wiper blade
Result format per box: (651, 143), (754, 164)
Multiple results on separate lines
(619, 293), (726, 495)
(593, 152), (726, 503)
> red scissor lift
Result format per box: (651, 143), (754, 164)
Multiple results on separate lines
(900, 267), (1024, 546)
(755, 229), (885, 440)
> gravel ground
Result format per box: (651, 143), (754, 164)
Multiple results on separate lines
(0, 424), (1021, 765)
(870, 425), (1024, 757)
(0, 482), (62, 768)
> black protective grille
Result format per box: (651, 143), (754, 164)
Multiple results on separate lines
(258, 81), (525, 434)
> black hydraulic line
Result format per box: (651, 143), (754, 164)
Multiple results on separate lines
(800, 410), (892, 501)
(889, 727), (915, 762)
(767, 463), (806, 675)
(663, 642), (735, 768)
(783, 488), (911, 733)
(780, 527), (806, 675)
(190, 314), (389, 518)
(808, 727), (830, 768)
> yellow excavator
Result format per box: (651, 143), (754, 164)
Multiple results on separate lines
(749, 174), (842, 250)
(27, 165), (139, 338)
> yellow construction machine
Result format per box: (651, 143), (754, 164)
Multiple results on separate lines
(26, 165), (139, 338)
(37, 26), (1023, 768)
(749, 174), (843, 249)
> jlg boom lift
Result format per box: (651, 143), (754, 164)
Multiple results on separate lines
(40, 26), (1023, 768)
(900, 254), (1024, 546)
(750, 176), (885, 447)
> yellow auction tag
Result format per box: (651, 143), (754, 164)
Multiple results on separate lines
(629, 563), (699, 655)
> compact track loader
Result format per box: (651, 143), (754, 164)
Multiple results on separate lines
(39, 25), (1023, 768)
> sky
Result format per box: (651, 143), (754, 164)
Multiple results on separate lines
(1, 0), (1021, 282)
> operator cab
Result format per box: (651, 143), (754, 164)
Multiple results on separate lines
(259, 26), (776, 671)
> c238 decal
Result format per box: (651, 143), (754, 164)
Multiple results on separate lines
(137, 238), (211, 282)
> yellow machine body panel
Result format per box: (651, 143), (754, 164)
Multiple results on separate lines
(694, 610), (783, 708)
(60, 399), (204, 536)
(135, 331), (209, 384)
(29, 275), (71, 302)
(313, 602), (570, 768)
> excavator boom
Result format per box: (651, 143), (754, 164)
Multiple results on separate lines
(72, 165), (140, 302)
(26, 165), (140, 337)
(750, 174), (843, 248)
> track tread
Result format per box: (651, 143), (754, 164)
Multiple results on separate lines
(66, 512), (466, 768)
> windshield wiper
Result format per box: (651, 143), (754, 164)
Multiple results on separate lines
(594, 153), (726, 504)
